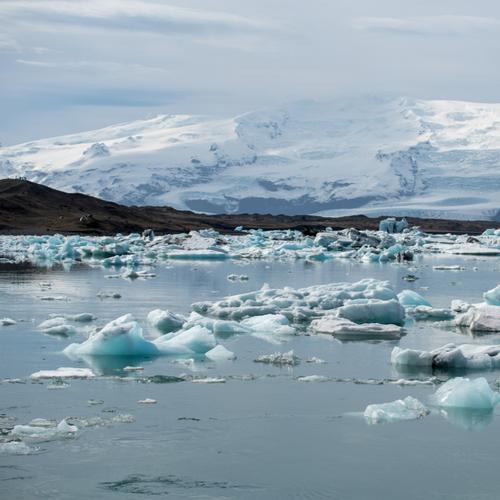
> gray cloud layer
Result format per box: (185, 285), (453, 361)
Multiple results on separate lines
(2, 0), (500, 145)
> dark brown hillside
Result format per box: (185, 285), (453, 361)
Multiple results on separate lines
(0, 179), (499, 235)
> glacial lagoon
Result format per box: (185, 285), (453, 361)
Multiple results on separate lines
(1, 228), (500, 499)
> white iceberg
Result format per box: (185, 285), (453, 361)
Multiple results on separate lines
(30, 367), (95, 379)
(153, 325), (216, 356)
(254, 350), (300, 366)
(1, 318), (16, 326)
(336, 299), (405, 325)
(310, 316), (402, 339)
(397, 290), (431, 308)
(455, 304), (500, 332)
(147, 309), (185, 334)
(392, 343), (500, 371)
(364, 396), (429, 424)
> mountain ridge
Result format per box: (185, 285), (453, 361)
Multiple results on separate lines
(1, 97), (500, 220)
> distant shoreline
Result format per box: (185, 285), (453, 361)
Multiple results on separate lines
(1, 179), (499, 236)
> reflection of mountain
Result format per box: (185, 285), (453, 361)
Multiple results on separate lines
(2, 97), (500, 220)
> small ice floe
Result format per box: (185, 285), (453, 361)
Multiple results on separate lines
(191, 377), (226, 383)
(1, 318), (16, 326)
(397, 290), (431, 308)
(431, 377), (500, 410)
(391, 343), (500, 371)
(138, 398), (157, 404)
(0, 441), (40, 455)
(40, 295), (67, 301)
(205, 344), (236, 361)
(296, 375), (329, 382)
(121, 269), (156, 280)
(123, 366), (144, 372)
(364, 396), (429, 424)
(405, 306), (454, 321)
(97, 291), (121, 299)
(30, 367), (95, 380)
(38, 317), (78, 337)
(254, 350), (300, 366)
(389, 378), (438, 386)
(310, 316), (403, 340)
(227, 274), (249, 282)
(455, 303), (500, 332)
(11, 419), (77, 442)
(147, 309), (185, 334)
(306, 357), (327, 364)
(433, 265), (465, 271)
(335, 299), (405, 326)
(484, 284), (500, 306)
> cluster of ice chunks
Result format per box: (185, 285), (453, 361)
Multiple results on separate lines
(391, 344), (500, 371)
(378, 217), (409, 234)
(364, 377), (500, 425)
(2, 224), (498, 269)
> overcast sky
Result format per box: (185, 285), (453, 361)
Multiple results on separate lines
(2, 0), (500, 145)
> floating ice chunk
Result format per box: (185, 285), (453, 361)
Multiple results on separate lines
(254, 350), (300, 366)
(164, 249), (229, 260)
(311, 316), (402, 339)
(123, 366), (144, 372)
(38, 317), (77, 337)
(406, 306), (454, 321)
(336, 299), (405, 326)
(147, 309), (186, 334)
(432, 377), (500, 410)
(138, 398), (157, 404)
(397, 290), (431, 308)
(30, 367), (95, 379)
(306, 357), (327, 364)
(153, 325), (216, 356)
(192, 377), (226, 383)
(484, 285), (500, 306)
(241, 314), (296, 335)
(0, 442), (40, 455)
(1, 318), (16, 326)
(455, 304), (500, 332)
(227, 274), (249, 282)
(11, 419), (77, 442)
(97, 291), (121, 299)
(205, 344), (236, 361)
(297, 375), (329, 382)
(391, 347), (434, 367)
(392, 343), (500, 371)
(433, 265), (465, 271)
(364, 396), (429, 424)
(379, 217), (409, 234)
(451, 299), (471, 313)
(48, 313), (96, 323)
(390, 378), (437, 386)
(64, 314), (159, 357)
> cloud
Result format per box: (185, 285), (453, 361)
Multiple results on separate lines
(353, 15), (500, 37)
(0, 0), (273, 35)
(0, 34), (21, 53)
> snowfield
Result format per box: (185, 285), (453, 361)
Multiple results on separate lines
(1, 97), (500, 220)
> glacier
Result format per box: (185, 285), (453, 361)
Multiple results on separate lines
(1, 97), (500, 220)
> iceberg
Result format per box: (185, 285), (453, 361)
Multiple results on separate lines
(432, 377), (500, 410)
(364, 396), (429, 424)
(147, 309), (185, 334)
(153, 325), (216, 356)
(392, 343), (500, 371)
(397, 290), (431, 308)
(254, 350), (300, 366)
(205, 344), (236, 361)
(310, 316), (403, 339)
(64, 314), (159, 357)
(336, 299), (405, 325)
(30, 367), (95, 379)
(11, 419), (78, 442)
(455, 304), (500, 332)
(0, 317), (16, 326)
(484, 284), (500, 306)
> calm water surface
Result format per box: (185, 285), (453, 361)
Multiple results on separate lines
(1, 255), (499, 499)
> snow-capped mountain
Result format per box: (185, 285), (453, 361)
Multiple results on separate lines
(1, 97), (500, 220)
